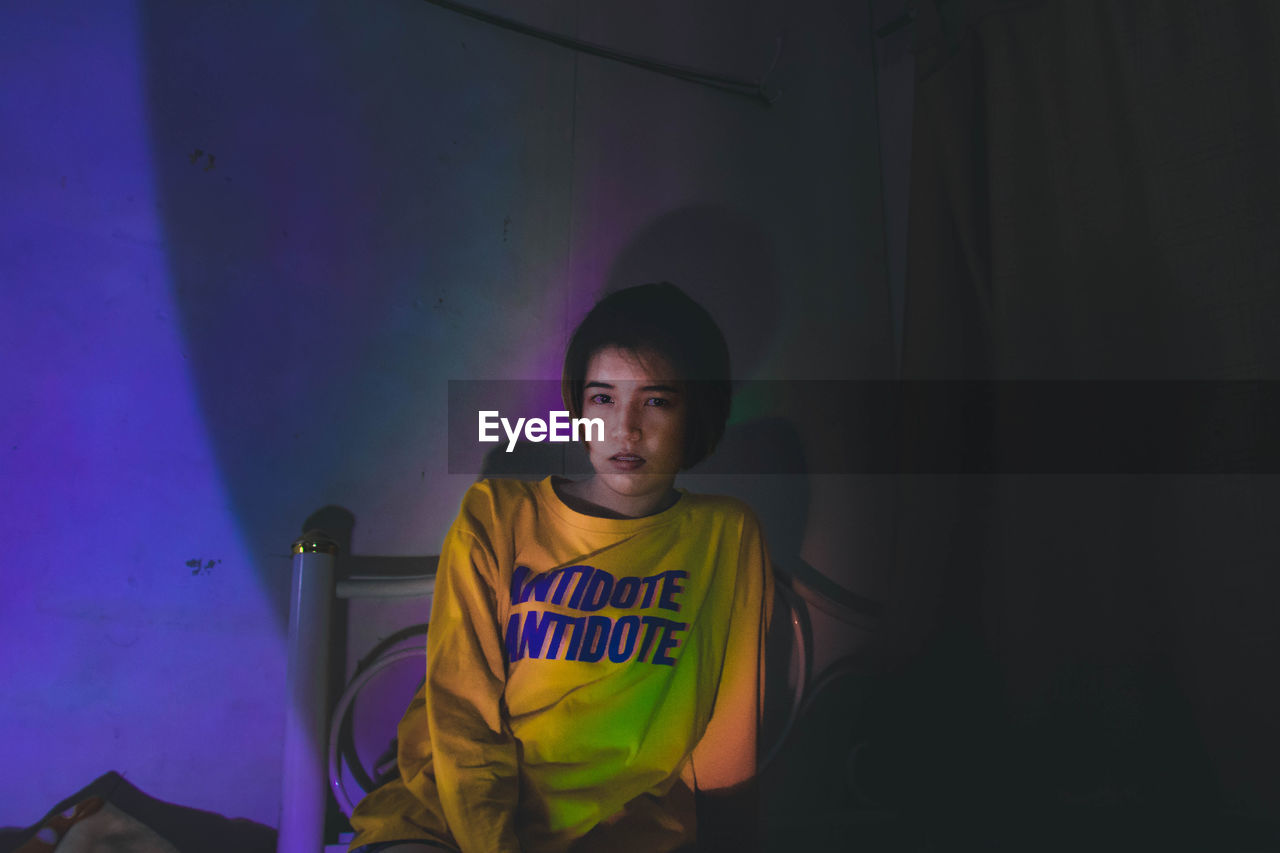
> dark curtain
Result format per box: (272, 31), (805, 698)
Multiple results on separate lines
(875, 1), (1280, 848)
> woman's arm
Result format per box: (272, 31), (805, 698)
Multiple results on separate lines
(420, 522), (521, 852)
(690, 509), (775, 852)
(350, 515), (517, 853)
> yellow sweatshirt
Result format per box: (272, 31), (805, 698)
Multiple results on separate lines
(348, 476), (773, 853)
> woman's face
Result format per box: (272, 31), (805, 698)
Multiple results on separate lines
(578, 346), (686, 515)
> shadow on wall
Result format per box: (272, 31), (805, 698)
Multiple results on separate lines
(604, 203), (782, 382)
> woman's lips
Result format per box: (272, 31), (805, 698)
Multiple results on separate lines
(608, 453), (645, 471)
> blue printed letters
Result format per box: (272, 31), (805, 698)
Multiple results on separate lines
(505, 564), (689, 666)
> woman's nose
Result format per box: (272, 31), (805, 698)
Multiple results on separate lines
(612, 406), (641, 440)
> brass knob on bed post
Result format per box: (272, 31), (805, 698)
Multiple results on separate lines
(292, 530), (340, 556)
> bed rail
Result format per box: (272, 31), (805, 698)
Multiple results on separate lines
(280, 532), (338, 853)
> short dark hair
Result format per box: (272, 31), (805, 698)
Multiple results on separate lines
(561, 283), (732, 469)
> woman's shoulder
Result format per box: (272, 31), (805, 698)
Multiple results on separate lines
(452, 477), (540, 529)
(458, 471), (537, 512)
(442, 479), (544, 565)
(680, 490), (762, 530)
(459, 476), (539, 503)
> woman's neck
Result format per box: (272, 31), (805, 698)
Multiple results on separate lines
(552, 476), (680, 519)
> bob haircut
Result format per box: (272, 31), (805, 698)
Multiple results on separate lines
(561, 283), (732, 470)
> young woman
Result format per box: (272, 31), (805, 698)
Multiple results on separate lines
(349, 283), (774, 853)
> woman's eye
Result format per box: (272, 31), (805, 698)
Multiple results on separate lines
(589, 393), (612, 405)
(646, 397), (670, 407)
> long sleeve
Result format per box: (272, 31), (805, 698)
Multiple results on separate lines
(348, 494), (517, 852)
(422, 520), (521, 852)
(688, 510), (774, 793)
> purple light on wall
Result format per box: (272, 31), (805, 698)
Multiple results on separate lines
(1, 0), (280, 828)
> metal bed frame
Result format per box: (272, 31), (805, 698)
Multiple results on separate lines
(277, 527), (859, 853)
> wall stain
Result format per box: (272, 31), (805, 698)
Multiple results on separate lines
(188, 149), (216, 171)
(186, 558), (221, 576)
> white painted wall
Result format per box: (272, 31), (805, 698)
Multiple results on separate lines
(1, 0), (893, 830)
